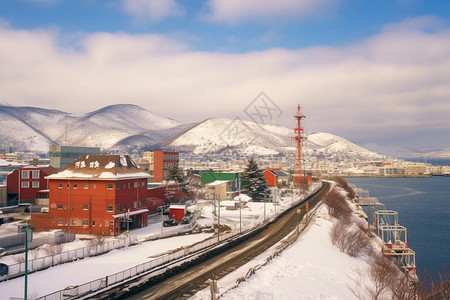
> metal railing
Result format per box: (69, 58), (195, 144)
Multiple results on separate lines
(8, 184), (323, 299)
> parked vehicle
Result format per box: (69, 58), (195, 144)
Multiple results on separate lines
(163, 218), (178, 227)
(180, 216), (190, 224)
(0, 263), (8, 276)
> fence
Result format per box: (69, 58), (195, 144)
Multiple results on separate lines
(35, 184), (323, 300)
(6, 184), (324, 299)
(0, 221), (197, 283)
(37, 230), (236, 300)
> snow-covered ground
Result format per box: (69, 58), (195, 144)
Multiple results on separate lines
(196, 204), (368, 300)
(0, 183), (378, 299)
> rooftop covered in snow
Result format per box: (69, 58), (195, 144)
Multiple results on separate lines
(46, 155), (151, 180)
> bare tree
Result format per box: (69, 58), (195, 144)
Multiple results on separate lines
(85, 234), (107, 253)
(186, 174), (205, 202)
(43, 243), (64, 265)
(323, 189), (353, 220)
(350, 255), (417, 300)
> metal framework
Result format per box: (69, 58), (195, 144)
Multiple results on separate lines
(291, 105), (306, 185)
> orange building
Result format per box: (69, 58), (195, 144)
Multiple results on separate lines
(143, 150), (179, 183)
(31, 155), (151, 236)
(263, 170), (278, 187)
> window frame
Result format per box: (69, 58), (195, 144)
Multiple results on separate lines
(21, 170), (30, 179)
(31, 170), (40, 179)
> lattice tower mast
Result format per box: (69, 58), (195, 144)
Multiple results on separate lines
(292, 105), (306, 184)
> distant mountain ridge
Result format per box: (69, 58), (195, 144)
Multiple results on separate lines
(0, 104), (389, 160)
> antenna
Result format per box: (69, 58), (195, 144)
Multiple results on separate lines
(291, 105), (307, 185)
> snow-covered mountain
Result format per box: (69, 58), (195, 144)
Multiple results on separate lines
(1, 104), (387, 161)
(305, 132), (385, 161)
(0, 104), (182, 153)
(164, 118), (385, 160)
(166, 118), (293, 155)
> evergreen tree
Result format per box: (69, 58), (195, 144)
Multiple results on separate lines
(241, 158), (268, 201)
(168, 166), (187, 193)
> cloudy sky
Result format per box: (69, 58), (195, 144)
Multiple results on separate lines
(1, 0), (449, 154)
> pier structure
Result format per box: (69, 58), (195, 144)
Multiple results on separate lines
(375, 210), (416, 278)
(351, 185), (382, 226)
(352, 187), (417, 278)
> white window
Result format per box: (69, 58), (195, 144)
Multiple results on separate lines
(83, 183), (89, 189)
(21, 181), (29, 188)
(107, 184), (113, 190)
(71, 219), (77, 226)
(83, 204), (89, 210)
(57, 204), (63, 210)
(32, 170), (40, 179)
(58, 183), (63, 189)
(32, 181), (39, 188)
(133, 182), (138, 188)
(82, 219), (88, 226)
(58, 218), (63, 226)
(73, 183), (78, 189)
(21, 170), (30, 179)
(107, 205), (113, 212)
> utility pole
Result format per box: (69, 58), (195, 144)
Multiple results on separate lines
(19, 225), (33, 300)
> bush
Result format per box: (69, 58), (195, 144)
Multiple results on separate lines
(330, 221), (372, 258)
(323, 189), (353, 220)
(334, 176), (356, 200)
(350, 255), (417, 300)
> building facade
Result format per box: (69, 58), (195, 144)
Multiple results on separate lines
(206, 180), (234, 201)
(6, 165), (57, 204)
(31, 155), (151, 236)
(142, 150), (179, 183)
(49, 145), (101, 170)
(201, 172), (240, 196)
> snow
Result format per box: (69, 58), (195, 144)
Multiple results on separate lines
(204, 205), (366, 300)
(104, 161), (115, 169)
(206, 180), (230, 186)
(0, 225), (212, 299)
(0, 183), (379, 299)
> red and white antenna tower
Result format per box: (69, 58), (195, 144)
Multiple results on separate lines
(292, 105), (306, 185)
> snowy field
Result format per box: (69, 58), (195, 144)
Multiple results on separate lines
(0, 182), (379, 299)
(196, 204), (369, 300)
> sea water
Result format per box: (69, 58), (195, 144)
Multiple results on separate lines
(346, 176), (450, 276)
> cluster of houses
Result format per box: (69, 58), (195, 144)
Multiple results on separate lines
(0, 147), (298, 237)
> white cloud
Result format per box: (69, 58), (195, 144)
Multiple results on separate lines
(121, 0), (184, 22)
(0, 17), (449, 148)
(204, 0), (338, 23)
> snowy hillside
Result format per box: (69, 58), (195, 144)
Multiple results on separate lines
(305, 132), (385, 160)
(0, 105), (71, 153)
(0, 104), (182, 153)
(168, 118), (292, 155)
(167, 118), (384, 160)
(0, 104), (386, 161)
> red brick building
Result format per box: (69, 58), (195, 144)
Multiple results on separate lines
(7, 165), (57, 203)
(31, 155), (151, 236)
(143, 150), (179, 183)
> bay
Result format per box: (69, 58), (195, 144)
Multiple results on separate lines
(346, 176), (450, 276)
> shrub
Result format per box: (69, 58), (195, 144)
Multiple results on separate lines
(323, 189), (353, 220)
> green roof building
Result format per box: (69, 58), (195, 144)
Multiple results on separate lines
(201, 172), (240, 194)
